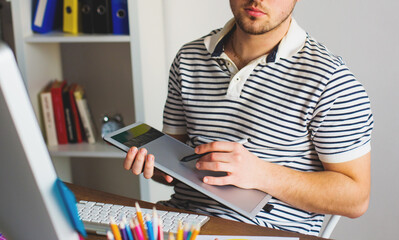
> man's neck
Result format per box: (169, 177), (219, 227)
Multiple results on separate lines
(227, 16), (292, 69)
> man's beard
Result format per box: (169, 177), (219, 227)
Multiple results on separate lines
(234, 2), (296, 35)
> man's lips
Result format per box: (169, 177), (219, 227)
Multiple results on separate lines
(245, 6), (266, 17)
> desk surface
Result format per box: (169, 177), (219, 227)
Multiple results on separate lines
(67, 183), (327, 240)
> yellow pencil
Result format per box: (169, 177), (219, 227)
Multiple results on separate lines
(109, 216), (122, 240)
(176, 221), (183, 240)
(135, 202), (149, 240)
(168, 232), (175, 240)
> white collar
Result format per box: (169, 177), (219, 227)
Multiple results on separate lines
(204, 18), (307, 62)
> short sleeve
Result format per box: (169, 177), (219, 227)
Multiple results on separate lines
(310, 65), (374, 163)
(162, 52), (187, 135)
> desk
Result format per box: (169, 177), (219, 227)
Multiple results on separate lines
(67, 183), (327, 240)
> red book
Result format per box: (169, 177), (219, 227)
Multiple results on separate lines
(51, 80), (68, 144)
(69, 83), (84, 143)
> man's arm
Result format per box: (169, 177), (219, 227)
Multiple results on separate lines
(257, 152), (370, 218)
(195, 141), (371, 218)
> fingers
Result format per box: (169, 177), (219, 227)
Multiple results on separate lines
(196, 160), (233, 172)
(131, 148), (148, 175)
(203, 175), (233, 186)
(124, 147), (155, 178)
(124, 147), (138, 170)
(164, 174), (174, 183)
(197, 151), (235, 164)
(195, 141), (242, 155)
(143, 154), (155, 179)
(153, 169), (174, 184)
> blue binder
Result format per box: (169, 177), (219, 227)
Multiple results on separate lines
(111, 0), (129, 35)
(32, 0), (62, 33)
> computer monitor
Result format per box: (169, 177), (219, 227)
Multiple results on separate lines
(0, 42), (79, 239)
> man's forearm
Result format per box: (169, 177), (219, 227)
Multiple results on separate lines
(257, 153), (371, 218)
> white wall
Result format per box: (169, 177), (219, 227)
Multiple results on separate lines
(160, 0), (399, 239)
(163, 0), (233, 67)
(294, 1), (399, 239)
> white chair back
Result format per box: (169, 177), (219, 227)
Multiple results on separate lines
(320, 215), (341, 238)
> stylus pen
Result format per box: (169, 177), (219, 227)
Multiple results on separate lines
(180, 138), (250, 162)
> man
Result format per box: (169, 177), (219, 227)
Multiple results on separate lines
(124, 0), (374, 236)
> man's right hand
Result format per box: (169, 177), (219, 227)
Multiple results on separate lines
(123, 146), (174, 184)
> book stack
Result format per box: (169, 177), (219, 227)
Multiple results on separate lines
(32, 0), (129, 35)
(39, 80), (97, 146)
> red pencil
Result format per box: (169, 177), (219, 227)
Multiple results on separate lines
(158, 217), (164, 240)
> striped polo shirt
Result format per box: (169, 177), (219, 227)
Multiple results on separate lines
(161, 18), (374, 236)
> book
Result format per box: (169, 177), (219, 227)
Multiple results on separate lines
(73, 84), (96, 143)
(51, 80), (68, 144)
(69, 83), (84, 143)
(62, 84), (78, 143)
(39, 81), (58, 146)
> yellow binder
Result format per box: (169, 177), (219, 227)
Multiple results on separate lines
(63, 0), (80, 34)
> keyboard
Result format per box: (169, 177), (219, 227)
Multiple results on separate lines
(77, 200), (210, 236)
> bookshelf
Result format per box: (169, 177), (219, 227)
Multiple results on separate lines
(10, 0), (168, 202)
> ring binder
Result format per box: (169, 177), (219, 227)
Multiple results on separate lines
(93, 0), (112, 33)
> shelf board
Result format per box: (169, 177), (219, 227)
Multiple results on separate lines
(25, 32), (130, 43)
(48, 142), (125, 158)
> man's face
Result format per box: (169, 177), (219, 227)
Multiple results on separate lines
(230, 0), (298, 35)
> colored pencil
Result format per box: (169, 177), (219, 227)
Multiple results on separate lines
(152, 207), (159, 240)
(168, 232), (175, 240)
(145, 214), (155, 240)
(158, 217), (164, 240)
(185, 225), (194, 240)
(183, 223), (190, 240)
(176, 221), (183, 240)
(189, 224), (200, 240)
(134, 218), (146, 240)
(107, 230), (115, 240)
(123, 216), (134, 240)
(130, 219), (139, 240)
(120, 222), (129, 240)
(135, 202), (148, 240)
(110, 217), (122, 240)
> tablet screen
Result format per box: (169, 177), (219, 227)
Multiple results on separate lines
(110, 123), (164, 148)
